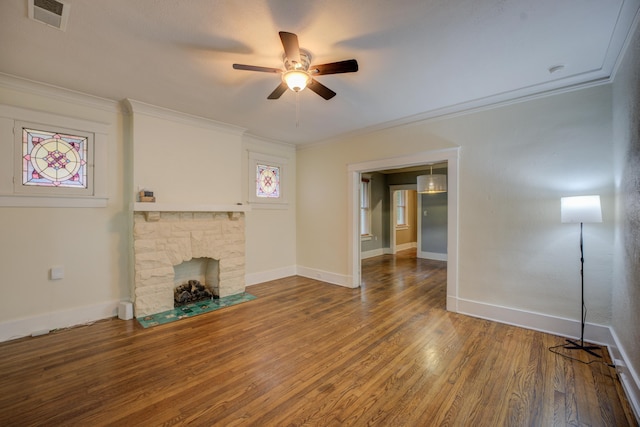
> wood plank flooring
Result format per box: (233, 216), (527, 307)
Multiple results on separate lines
(0, 250), (636, 426)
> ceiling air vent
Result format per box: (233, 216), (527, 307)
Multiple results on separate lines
(28, 0), (70, 31)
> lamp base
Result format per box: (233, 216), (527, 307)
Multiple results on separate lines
(564, 339), (602, 358)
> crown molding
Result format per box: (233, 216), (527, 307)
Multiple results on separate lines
(0, 73), (121, 113)
(124, 99), (247, 137)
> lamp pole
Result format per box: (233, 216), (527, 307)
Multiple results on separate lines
(564, 221), (601, 357)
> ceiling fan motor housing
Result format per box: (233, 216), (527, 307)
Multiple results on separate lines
(282, 49), (312, 92)
(284, 49), (311, 72)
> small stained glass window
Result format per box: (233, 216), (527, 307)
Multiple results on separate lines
(22, 127), (88, 189)
(256, 164), (280, 198)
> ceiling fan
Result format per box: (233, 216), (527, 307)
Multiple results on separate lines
(233, 31), (358, 100)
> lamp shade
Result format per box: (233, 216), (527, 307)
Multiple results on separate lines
(417, 174), (447, 193)
(561, 195), (602, 223)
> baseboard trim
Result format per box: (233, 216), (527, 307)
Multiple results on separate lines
(418, 251), (448, 261)
(0, 300), (120, 342)
(456, 297), (639, 422)
(608, 328), (640, 422)
(456, 297), (613, 345)
(396, 242), (417, 252)
(361, 248), (385, 259)
(245, 265), (297, 286)
(296, 266), (355, 288)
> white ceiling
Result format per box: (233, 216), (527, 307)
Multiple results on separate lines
(1, 0), (638, 145)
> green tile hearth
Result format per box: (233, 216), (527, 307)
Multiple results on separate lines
(137, 293), (256, 328)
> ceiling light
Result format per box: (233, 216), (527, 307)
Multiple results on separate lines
(283, 70), (311, 92)
(417, 166), (447, 193)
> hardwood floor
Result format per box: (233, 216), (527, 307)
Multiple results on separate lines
(0, 250), (636, 426)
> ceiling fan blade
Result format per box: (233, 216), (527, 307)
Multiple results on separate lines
(279, 31), (301, 64)
(310, 59), (359, 75)
(233, 64), (281, 73)
(267, 82), (288, 100)
(308, 79), (336, 100)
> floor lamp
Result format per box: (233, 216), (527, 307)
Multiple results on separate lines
(560, 195), (602, 358)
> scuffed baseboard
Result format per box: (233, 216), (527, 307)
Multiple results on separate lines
(0, 300), (120, 342)
(608, 328), (640, 422)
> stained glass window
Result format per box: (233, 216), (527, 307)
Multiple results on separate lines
(22, 127), (88, 189)
(248, 151), (287, 207)
(256, 164), (280, 198)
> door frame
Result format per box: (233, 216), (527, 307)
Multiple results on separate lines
(347, 147), (460, 312)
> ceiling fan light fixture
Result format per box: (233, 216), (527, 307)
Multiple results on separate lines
(283, 70), (311, 92)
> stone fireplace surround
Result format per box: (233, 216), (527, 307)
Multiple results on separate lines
(133, 205), (248, 317)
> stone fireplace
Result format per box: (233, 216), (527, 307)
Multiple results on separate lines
(133, 209), (246, 317)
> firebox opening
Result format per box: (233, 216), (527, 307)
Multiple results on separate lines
(174, 279), (215, 307)
(173, 257), (219, 307)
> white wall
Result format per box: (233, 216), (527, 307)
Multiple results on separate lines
(0, 79), (298, 341)
(0, 78), (128, 340)
(128, 100), (244, 205)
(242, 134), (297, 284)
(612, 14), (640, 418)
(297, 84), (614, 326)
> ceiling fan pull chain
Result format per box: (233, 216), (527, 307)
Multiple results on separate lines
(296, 92), (300, 127)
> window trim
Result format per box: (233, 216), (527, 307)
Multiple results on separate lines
(14, 121), (95, 197)
(247, 151), (288, 209)
(360, 175), (372, 237)
(395, 189), (408, 228)
(0, 104), (108, 208)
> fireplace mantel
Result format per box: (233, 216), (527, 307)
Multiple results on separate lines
(133, 203), (251, 212)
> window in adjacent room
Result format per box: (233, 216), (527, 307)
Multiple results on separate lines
(396, 190), (408, 228)
(360, 175), (371, 237)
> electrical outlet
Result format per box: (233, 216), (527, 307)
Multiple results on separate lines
(50, 266), (64, 280)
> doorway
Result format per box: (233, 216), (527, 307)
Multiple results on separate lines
(347, 148), (459, 312)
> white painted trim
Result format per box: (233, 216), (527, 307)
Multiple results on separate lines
(396, 242), (417, 252)
(247, 151), (289, 207)
(296, 266), (354, 288)
(0, 104), (111, 135)
(124, 99), (246, 136)
(361, 248), (385, 259)
(0, 104), (110, 207)
(348, 171), (361, 287)
(609, 327), (640, 421)
(133, 203), (250, 212)
(419, 251), (448, 261)
(243, 132), (296, 149)
(609, 0), (640, 79)
(0, 300), (120, 342)
(456, 297), (613, 345)
(0, 72), (121, 113)
(245, 265), (296, 286)
(347, 147), (460, 311)
(457, 296), (640, 420)
(389, 184), (416, 255)
(0, 195), (108, 208)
